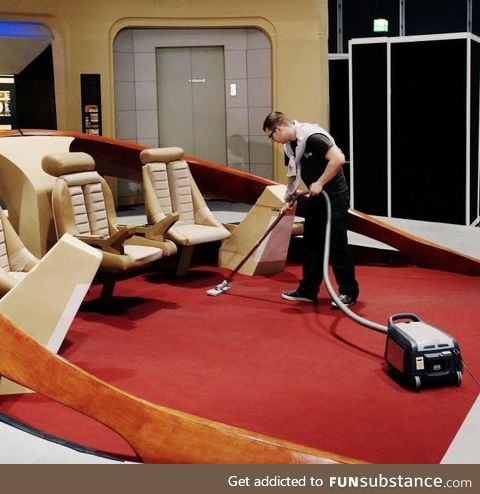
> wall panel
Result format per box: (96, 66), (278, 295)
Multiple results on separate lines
(350, 34), (479, 225)
(391, 38), (467, 224)
(350, 41), (388, 215)
(470, 39), (480, 224)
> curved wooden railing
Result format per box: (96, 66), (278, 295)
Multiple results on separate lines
(347, 210), (480, 276)
(0, 313), (362, 464)
(2, 129), (479, 276)
(2, 129), (272, 202)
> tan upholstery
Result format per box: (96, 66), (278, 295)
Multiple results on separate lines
(140, 147), (230, 275)
(0, 208), (40, 297)
(218, 184), (296, 276)
(42, 152), (177, 298)
(0, 135), (74, 257)
(0, 233), (102, 395)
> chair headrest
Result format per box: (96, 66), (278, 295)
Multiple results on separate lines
(140, 147), (184, 165)
(42, 152), (96, 177)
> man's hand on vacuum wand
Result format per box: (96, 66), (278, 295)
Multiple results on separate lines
(281, 198), (295, 214)
(281, 190), (309, 213)
(309, 180), (323, 197)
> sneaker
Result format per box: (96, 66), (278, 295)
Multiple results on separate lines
(281, 288), (317, 303)
(331, 294), (357, 308)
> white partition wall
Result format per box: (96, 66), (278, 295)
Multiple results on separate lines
(349, 33), (480, 226)
(349, 37), (389, 217)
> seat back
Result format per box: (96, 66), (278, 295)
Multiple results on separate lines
(141, 147), (215, 227)
(166, 160), (196, 226)
(61, 172), (110, 236)
(142, 162), (174, 223)
(42, 152), (115, 238)
(142, 147), (196, 224)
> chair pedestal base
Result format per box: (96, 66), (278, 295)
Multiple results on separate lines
(176, 245), (194, 276)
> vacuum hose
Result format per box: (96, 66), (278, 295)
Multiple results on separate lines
(321, 190), (388, 334)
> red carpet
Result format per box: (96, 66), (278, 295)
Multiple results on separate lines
(1, 263), (479, 463)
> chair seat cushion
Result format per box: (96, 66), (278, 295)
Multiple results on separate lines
(167, 224), (230, 246)
(124, 245), (163, 265)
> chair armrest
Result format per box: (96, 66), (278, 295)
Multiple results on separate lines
(76, 227), (136, 255)
(122, 212), (180, 241)
(223, 223), (238, 233)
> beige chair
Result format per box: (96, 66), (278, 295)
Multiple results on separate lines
(0, 208), (40, 298)
(41, 152), (177, 299)
(140, 147), (230, 275)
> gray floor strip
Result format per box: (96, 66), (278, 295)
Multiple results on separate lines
(441, 393), (480, 464)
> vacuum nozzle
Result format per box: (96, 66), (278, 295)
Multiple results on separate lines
(206, 280), (231, 297)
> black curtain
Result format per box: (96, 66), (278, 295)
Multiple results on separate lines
(14, 45), (57, 130)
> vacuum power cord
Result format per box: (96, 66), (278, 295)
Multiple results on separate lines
(453, 349), (480, 387)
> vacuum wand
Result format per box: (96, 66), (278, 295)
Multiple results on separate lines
(207, 191), (306, 296)
(208, 187), (385, 333)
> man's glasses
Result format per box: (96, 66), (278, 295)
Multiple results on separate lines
(268, 127), (277, 139)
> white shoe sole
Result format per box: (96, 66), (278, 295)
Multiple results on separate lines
(282, 293), (316, 303)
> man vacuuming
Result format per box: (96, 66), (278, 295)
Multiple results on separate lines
(262, 111), (359, 306)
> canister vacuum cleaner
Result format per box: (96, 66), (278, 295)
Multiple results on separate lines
(320, 190), (466, 390)
(208, 189), (468, 391)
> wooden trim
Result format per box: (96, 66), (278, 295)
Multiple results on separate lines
(348, 209), (480, 276)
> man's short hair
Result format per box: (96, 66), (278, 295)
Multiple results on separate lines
(262, 111), (292, 131)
